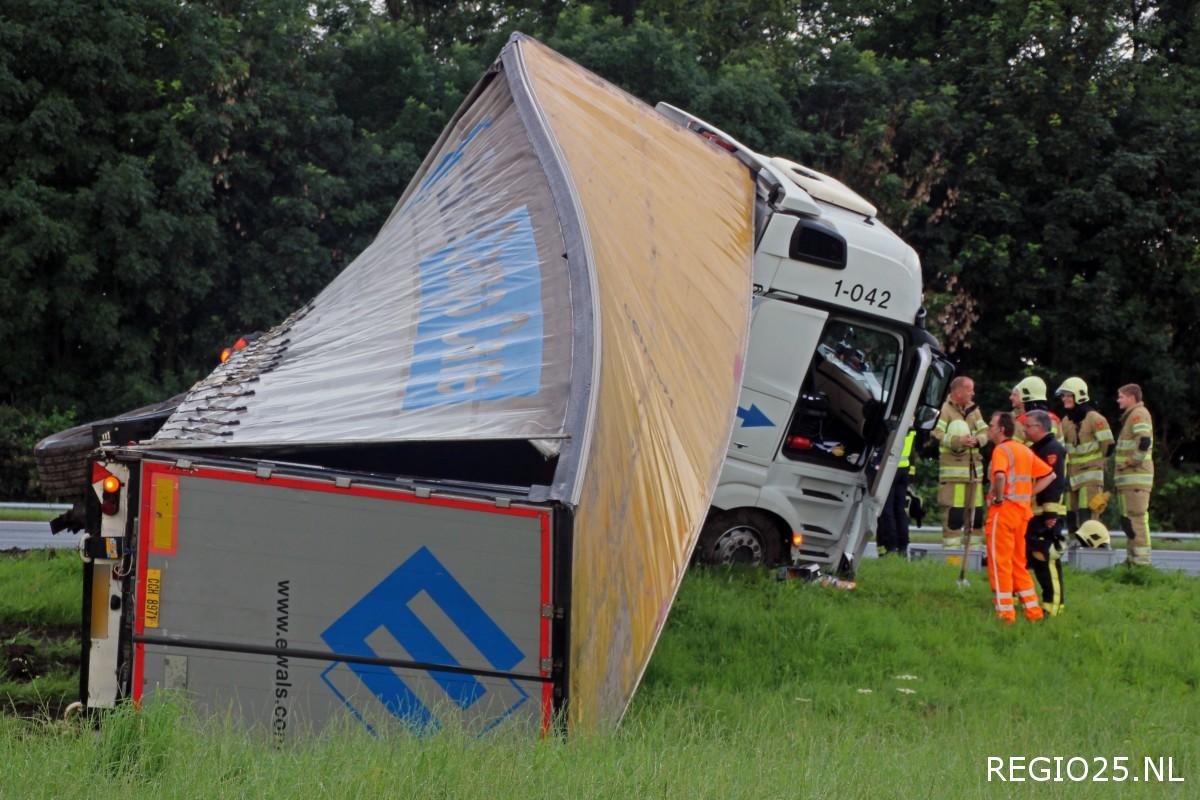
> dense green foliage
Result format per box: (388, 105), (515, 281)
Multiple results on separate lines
(2, 559), (1197, 797)
(2, 1), (1199, 498)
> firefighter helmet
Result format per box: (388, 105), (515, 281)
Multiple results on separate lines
(946, 418), (971, 440)
(1013, 376), (1048, 403)
(1056, 377), (1090, 404)
(1076, 520), (1111, 548)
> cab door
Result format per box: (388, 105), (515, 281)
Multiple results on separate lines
(729, 299), (828, 463)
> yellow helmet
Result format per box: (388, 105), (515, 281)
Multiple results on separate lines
(1056, 376), (1090, 404)
(1076, 520), (1110, 548)
(1013, 376), (1048, 403)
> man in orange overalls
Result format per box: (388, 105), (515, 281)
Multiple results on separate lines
(984, 411), (1056, 624)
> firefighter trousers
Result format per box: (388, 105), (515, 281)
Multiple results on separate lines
(1025, 518), (1065, 616)
(1065, 482), (1104, 535)
(1119, 488), (1152, 566)
(938, 479), (983, 548)
(986, 504), (1044, 623)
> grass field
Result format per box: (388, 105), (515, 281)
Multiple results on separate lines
(1, 554), (1196, 798)
(0, 508), (57, 522)
(0, 550), (80, 719)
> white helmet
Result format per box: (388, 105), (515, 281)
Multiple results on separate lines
(946, 419), (971, 438)
(945, 419), (972, 451)
(1056, 377), (1090, 404)
(1013, 376), (1048, 403)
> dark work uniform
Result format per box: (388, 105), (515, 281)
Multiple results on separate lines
(1027, 432), (1068, 615)
(877, 432), (915, 556)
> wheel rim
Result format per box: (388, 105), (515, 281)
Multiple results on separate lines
(711, 525), (765, 564)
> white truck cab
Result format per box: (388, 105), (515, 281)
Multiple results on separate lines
(657, 104), (955, 578)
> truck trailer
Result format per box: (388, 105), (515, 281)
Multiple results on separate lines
(66, 34), (755, 736)
(42, 34), (948, 736)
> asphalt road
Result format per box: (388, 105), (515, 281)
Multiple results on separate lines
(0, 520), (78, 551)
(5, 518), (1198, 574)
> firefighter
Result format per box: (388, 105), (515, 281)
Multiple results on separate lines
(1055, 377), (1114, 535)
(984, 411), (1056, 624)
(1011, 376), (1062, 444)
(931, 376), (988, 548)
(1022, 410), (1068, 615)
(1115, 383), (1154, 566)
(877, 429), (916, 556)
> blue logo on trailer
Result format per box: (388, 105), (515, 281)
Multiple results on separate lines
(404, 120), (492, 211)
(320, 547), (528, 732)
(402, 204), (544, 410)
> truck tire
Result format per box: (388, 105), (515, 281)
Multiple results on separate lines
(33, 422), (95, 499)
(33, 394), (184, 499)
(696, 509), (783, 566)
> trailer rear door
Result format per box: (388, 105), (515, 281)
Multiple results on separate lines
(129, 459), (553, 737)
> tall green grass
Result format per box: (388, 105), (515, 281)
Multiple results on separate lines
(0, 550), (80, 629)
(1, 559), (1196, 798)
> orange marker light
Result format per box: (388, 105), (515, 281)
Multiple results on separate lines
(102, 476), (121, 494)
(220, 347), (232, 363)
(791, 532), (804, 547)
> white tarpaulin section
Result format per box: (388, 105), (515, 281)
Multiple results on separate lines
(153, 72), (577, 450)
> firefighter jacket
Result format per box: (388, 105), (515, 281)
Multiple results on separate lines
(932, 400), (987, 482)
(1029, 433), (1068, 521)
(1060, 406), (1114, 489)
(1115, 402), (1154, 490)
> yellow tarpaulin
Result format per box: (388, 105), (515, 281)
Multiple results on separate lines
(518, 38), (755, 728)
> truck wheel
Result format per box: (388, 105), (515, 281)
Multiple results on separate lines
(33, 394), (183, 500)
(33, 422), (95, 499)
(697, 510), (783, 566)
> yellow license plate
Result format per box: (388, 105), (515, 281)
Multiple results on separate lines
(144, 568), (162, 629)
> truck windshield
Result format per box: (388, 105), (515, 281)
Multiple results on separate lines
(814, 321), (899, 405)
(783, 319), (902, 469)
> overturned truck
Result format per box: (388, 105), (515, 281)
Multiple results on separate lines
(69, 35), (754, 735)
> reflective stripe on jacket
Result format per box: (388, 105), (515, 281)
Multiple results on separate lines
(1060, 409), (1114, 489)
(1115, 402), (1154, 489)
(1030, 433), (1068, 516)
(990, 439), (1053, 521)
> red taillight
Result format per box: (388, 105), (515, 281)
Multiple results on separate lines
(233, 336), (248, 350)
(786, 435), (812, 450)
(700, 131), (737, 152)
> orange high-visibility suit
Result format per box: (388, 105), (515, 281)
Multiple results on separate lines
(986, 439), (1053, 623)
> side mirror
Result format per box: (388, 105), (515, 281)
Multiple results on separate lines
(914, 404), (940, 430)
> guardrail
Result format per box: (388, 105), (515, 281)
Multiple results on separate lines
(0, 502), (71, 511)
(909, 525), (1199, 540)
(906, 541), (1200, 576)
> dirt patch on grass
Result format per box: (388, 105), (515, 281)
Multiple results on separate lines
(2, 624), (80, 719)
